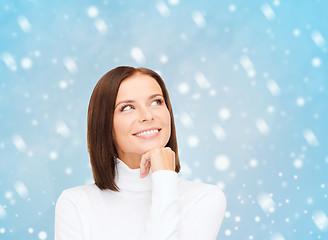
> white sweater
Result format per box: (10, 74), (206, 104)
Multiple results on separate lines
(55, 158), (226, 240)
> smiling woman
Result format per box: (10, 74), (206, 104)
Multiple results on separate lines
(54, 66), (226, 240)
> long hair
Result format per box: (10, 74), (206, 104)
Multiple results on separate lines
(87, 66), (180, 191)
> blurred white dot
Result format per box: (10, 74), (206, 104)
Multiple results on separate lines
(38, 231), (47, 240)
(294, 159), (303, 168)
(293, 29), (300, 37)
(188, 135), (199, 147)
(43, 94), (49, 100)
(209, 89), (216, 96)
(285, 218), (290, 222)
(160, 55), (168, 63)
(312, 57), (321, 67)
(219, 108), (231, 120)
(307, 198), (313, 204)
(0, 228), (5, 234)
(32, 119), (39, 126)
(200, 56), (206, 62)
(296, 97), (305, 106)
(178, 83), (189, 94)
(131, 47), (145, 64)
(273, 0), (280, 6)
(235, 216), (241, 222)
(229, 4), (236, 12)
(21, 57), (32, 69)
(267, 105), (275, 113)
(192, 93), (200, 99)
(255, 216), (261, 222)
(215, 155), (230, 171)
(225, 211), (231, 218)
(87, 6), (98, 18)
(249, 158), (258, 168)
(65, 167), (72, 175)
(34, 50), (41, 57)
(192, 11), (206, 28)
(28, 228), (34, 234)
(49, 151), (58, 160)
(59, 81), (68, 89)
(249, 235), (254, 240)
(168, 0), (179, 5)
(5, 191), (13, 199)
(225, 229), (231, 236)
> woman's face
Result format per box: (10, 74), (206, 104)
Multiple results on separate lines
(113, 73), (171, 162)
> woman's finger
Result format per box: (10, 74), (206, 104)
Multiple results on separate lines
(140, 152), (151, 178)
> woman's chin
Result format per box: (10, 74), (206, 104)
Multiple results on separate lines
(140, 144), (165, 154)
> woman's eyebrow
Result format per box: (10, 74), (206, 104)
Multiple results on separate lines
(115, 94), (163, 109)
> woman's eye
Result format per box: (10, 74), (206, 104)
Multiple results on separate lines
(151, 99), (163, 106)
(120, 105), (133, 111)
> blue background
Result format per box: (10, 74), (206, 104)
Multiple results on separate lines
(1, 0), (328, 239)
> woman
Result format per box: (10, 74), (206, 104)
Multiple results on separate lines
(55, 66), (226, 239)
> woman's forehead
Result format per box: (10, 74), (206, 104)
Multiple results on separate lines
(116, 74), (163, 99)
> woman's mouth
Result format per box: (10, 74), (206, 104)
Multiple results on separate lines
(133, 128), (161, 139)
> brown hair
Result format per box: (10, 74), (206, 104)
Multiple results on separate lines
(87, 66), (181, 191)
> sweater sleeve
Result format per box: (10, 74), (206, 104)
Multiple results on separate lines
(146, 170), (226, 240)
(146, 170), (180, 240)
(179, 185), (226, 239)
(55, 190), (84, 240)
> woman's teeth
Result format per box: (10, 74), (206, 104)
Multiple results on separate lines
(135, 129), (159, 136)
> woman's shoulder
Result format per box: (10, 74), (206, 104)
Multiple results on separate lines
(57, 183), (99, 204)
(177, 176), (226, 206)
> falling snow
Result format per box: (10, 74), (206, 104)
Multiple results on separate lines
(192, 11), (206, 28)
(311, 30), (326, 49)
(261, 4), (276, 21)
(2, 52), (17, 71)
(131, 47), (145, 64)
(14, 181), (29, 199)
(194, 72), (211, 89)
(94, 19), (108, 35)
(1, 1), (327, 240)
(17, 15), (32, 32)
(215, 155), (230, 171)
(257, 192), (276, 213)
(266, 79), (281, 96)
(55, 121), (71, 137)
(87, 6), (98, 18)
(156, 2), (170, 17)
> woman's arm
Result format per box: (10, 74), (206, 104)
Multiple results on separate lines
(179, 186), (226, 239)
(145, 170), (226, 240)
(55, 191), (84, 240)
(146, 170), (180, 239)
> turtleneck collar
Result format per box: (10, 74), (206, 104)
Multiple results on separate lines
(115, 157), (153, 192)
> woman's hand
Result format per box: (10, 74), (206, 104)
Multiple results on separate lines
(139, 147), (175, 178)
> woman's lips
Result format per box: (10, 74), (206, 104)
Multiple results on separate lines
(133, 128), (161, 139)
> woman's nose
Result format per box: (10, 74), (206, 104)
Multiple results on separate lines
(138, 106), (153, 122)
